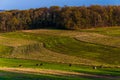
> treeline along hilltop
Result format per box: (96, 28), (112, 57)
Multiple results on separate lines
(0, 5), (120, 32)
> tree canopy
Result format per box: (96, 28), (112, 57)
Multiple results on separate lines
(0, 5), (120, 32)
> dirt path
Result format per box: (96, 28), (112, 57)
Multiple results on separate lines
(0, 67), (119, 79)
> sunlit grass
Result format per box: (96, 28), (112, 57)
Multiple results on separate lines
(0, 27), (120, 79)
(0, 58), (120, 77)
(0, 70), (109, 80)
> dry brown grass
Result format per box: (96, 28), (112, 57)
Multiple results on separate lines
(75, 33), (120, 48)
(23, 29), (120, 48)
(0, 67), (118, 79)
(22, 29), (87, 37)
(0, 33), (99, 65)
(0, 36), (36, 47)
(10, 43), (99, 65)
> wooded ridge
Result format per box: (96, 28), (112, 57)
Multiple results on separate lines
(0, 5), (120, 32)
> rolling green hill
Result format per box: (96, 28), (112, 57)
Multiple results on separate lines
(0, 27), (120, 66)
(0, 27), (120, 80)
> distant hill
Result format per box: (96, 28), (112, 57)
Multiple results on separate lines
(0, 10), (5, 12)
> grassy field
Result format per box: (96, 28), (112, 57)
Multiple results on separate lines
(0, 58), (119, 80)
(0, 28), (120, 65)
(0, 27), (120, 79)
(0, 70), (112, 80)
(0, 58), (120, 76)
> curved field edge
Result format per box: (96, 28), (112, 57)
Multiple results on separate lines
(0, 70), (112, 80)
(1, 31), (120, 65)
(0, 58), (119, 78)
(0, 41), (97, 65)
(23, 28), (120, 48)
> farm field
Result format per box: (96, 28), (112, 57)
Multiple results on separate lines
(0, 70), (113, 80)
(0, 58), (120, 80)
(0, 27), (120, 79)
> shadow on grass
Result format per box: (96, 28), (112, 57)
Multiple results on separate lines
(73, 68), (120, 77)
(0, 70), (111, 80)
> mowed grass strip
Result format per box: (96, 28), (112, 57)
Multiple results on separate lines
(0, 33), (96, 65)
(75, 33), (120, 48)
(0, 28), (120, 80)
(80, 27), (120, 37)
(0, 70), (111, 80)
(23, 28), (120, 48)
(22, 28), (120, 65)
(1, 32), (120, 65)
(0, 58), (120, 77)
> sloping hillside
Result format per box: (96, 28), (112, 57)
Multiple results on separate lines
(0, 27), (120, 66)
